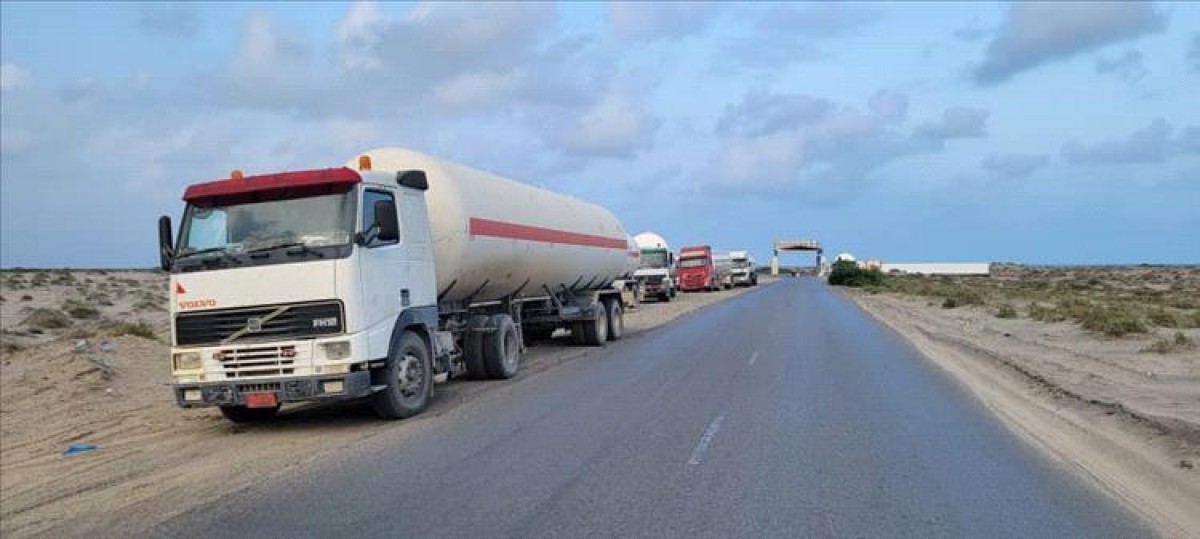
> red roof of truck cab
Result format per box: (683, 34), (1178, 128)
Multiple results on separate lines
(182, 167), (362, 203)
(679, 245), (712, 255)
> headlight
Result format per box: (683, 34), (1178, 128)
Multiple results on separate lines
(173, 352), (202, 371)
(320, 341), (352, 361)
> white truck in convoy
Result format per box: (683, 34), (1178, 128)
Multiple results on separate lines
(729, 250), (758, 287)
(158, 148), (632, 423)
(632, 231), (676, 302)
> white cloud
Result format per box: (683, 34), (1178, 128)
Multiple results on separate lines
(432, 70), (525, 111)
(705, 90), (941, 201)
(715, 90), (835, 137)
(335, 1), (385, 71)
(138, 3), (199, 38)
(220, 13), (314, 109)
(973, 2), (1165, 85)
(562, 93), (660, 159)
(981, 153), (1049, 178)
(1, 63), (29, 92)
(1189, 33), (1200, 72)
(915, 107), (988, 140)
(1095, 49), (1148, 83)
(0, 127), (32, 155)
(1062, 117), (1180, 164)
(607, 2), (723, 42)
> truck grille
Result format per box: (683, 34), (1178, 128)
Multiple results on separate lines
(218, 346), (295, 379)
(175, 301), (343, 346)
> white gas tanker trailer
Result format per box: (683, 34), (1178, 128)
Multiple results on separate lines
(157, 147), (631, 423)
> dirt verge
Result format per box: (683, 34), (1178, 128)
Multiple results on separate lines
(0, 269), (772, 538)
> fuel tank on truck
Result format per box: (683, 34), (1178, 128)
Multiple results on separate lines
(348, 148), (630, 305)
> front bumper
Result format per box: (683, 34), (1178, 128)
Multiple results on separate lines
(173, 371), (374, 408)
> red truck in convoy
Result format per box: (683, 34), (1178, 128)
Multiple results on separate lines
(678, 245), (716, 292)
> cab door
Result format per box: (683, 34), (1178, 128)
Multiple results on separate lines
(359, 187), (408, 360)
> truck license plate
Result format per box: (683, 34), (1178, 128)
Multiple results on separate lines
(245, 392), (277, 408)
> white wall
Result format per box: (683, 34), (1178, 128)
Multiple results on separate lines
(880, 263), (990, 275)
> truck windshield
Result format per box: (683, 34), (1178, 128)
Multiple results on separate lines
(639, 251), (669, 269)
(679, 257), (708, 269)
(177, 192), (355, 262)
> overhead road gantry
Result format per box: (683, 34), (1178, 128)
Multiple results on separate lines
(771, 240), (823, 276)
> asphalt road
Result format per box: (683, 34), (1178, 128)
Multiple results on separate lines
(152, 278), (1154, 538)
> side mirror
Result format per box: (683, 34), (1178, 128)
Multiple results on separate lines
(397, 170), (428, 191)
(158, 216), (174, 271)
(669, 252), (675, 266)
(374, 200), (399, 242)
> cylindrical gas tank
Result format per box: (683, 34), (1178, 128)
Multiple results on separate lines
(350, 148), (629, 304)
(633, 231), (670, 252)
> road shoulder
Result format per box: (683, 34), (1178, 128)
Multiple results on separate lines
(845, 290), (1200, 539)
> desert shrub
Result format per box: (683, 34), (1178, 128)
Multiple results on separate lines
(86, 293), (115, 306)
(994, 304), (1018, 319)
(1028, 302), (1067, 322)
(51, 272), (76, 285)
(62, 300), (100, 320)
(103, 320), (159, 340)
(1079, 304), (1148, 337)
(940, 287), (984, 309)
(1, 340), (24, 355)
(828, 261), (884, 287)
(1145, 308), (1182, 328)
(22, 308), (72, 329)
(1141, 332), (1196, 354)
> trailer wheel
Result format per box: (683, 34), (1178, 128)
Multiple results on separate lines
(462, 315), (490, 379)
(605, 298), (624, 341)
(483, 314), (520, 379)
(371, 331), (432, 420)
(219, 405), (279, 424)
(578, 303), (608, 346)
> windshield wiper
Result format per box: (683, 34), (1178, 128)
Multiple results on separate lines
(243, 241), (325, 258)
(175, 247), (233, 261)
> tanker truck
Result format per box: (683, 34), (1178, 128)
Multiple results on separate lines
(157, 147), (631, 423)
(632, 231), (676, 302)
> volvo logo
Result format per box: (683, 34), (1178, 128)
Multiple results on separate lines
(246, 317), (263, 333)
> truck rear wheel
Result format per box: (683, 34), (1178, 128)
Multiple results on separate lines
(483, 314), (520, 379)
(219, 404), (279, 424)
(605, 298), (623, 341)
(463, 315), (490, 379)
(372, 331), (432, 420)
(581, 303), (608, 346)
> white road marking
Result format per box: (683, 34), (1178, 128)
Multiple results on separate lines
(747, 351), (759, 366)
(688, 414), (726, 466)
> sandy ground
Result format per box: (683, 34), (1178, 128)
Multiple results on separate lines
(0, 270), (771, 538)
(847, 286), (1200, 538)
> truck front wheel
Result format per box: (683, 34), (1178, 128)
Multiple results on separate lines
(483, 314), (520, 379)
(219, 404), (279, 424)
(372, 331), (432, 420)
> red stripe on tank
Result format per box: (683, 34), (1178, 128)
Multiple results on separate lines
(468, 217), (627, 250)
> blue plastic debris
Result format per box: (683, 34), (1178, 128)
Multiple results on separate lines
(63, 443), (98, 456)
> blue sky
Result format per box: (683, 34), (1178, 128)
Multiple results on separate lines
(2, 1), (1197, 268)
